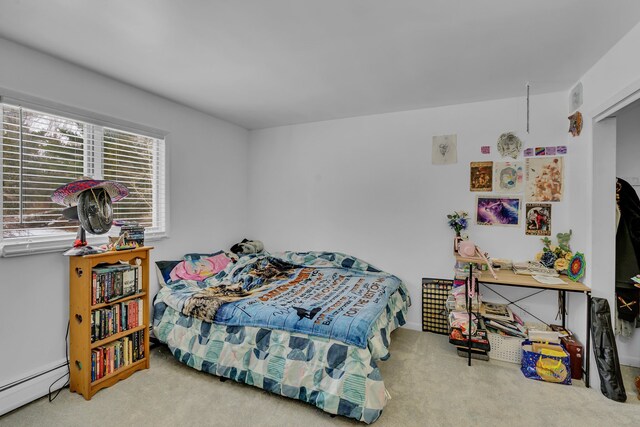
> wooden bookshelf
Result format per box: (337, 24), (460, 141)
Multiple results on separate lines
(68, 246), (152, 400)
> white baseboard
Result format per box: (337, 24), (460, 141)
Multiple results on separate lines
(0, 360), (68, 416)
(402, 321), (421, 331)
(619, 354), (640, 368)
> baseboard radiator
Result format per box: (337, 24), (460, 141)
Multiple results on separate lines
(0, 361), (68, 416)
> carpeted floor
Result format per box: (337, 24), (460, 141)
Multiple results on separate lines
(2, 328), (638, 427)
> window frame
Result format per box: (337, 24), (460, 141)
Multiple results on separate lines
(0, 90), (169, 257)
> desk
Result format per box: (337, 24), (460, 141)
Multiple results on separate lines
(455, 255), (592, 387)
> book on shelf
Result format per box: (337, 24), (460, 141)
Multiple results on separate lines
(92, 263), (141, 305)
(90, 298), (144, 343)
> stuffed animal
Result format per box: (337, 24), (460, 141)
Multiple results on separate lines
(230, 238), (265, 255)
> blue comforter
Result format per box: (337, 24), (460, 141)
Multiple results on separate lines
(155, 251), (405, 348)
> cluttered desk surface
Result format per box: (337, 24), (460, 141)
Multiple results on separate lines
(454, 253), (590, 293)
(478, 268), (590, 293)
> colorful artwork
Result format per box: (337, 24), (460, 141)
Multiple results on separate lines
(470, 161), (493, 192)
(524, 148), (534, 157)
(567, 252), (586, 282)
(476, 196), (521, 226)
(525, 203), (551, 236)
(494, 161), (524, 193)
(535, 147), (545, 156)
(526, 157), (564, 202)
(432, 134), (457, 164)
(481, 146), (491, 154)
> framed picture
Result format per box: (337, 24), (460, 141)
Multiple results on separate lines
(525, 203), (551, 236)
(432, 134), (457, 165)
(476, 196), (521, 226)
(470, 161), (493, 192)
(494, 161), (523, 193)
(526, 157), (564, 202)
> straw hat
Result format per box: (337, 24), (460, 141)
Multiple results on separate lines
(51, 177), (129, 206)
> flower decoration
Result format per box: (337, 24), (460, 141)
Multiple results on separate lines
(447, 211), (469, 236)
(567, 252), (586, 282)
(538, 230), (573, 272)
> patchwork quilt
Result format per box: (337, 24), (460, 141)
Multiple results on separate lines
(153, 283), (408, 423)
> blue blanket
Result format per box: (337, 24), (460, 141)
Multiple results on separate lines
(155, 252), (404, 348)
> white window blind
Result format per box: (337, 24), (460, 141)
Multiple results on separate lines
(1, 102), (166, 256)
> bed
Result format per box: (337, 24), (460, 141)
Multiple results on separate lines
(152, 251), (410, 423)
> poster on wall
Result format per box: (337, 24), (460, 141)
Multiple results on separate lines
(476, 196), (521, 226)
(525, 203), (552, 236)
(494, 161), (523, 193)
(526, 157), (564, 202)
(470, 161), (493, 192)
(432, 134), (457, 165)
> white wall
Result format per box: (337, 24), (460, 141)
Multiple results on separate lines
(248, 91), (575, 332)
(568, 20), (640, 370)
(614, 103), (640, 364)
(0, 38), (249, 413)
(617, 103), (640, 198)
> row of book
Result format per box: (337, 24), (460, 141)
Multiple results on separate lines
(91, 299), (143, 343)
(92, 263), (141, 305)
(119, 223), (145, 247)
(91, 330), (145, 382)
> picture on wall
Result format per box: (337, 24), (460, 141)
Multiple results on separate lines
(525, 203), (552, 236)
(432, 134), (457, 165)
(476, 196), (521, 226)
(470, 161), (493, 192)
(526, 157), (564, 202)
(494, 161), (523, 193)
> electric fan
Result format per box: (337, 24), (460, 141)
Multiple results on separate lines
(51, 178), (129, 256)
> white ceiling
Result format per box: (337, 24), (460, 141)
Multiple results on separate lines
(1, 1), (640, 130)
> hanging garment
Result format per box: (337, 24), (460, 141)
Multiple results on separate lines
(616, 178), (640, 290)
(591, 297), (626, 402)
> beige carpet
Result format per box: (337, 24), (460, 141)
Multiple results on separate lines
(2, 329), (639, 427)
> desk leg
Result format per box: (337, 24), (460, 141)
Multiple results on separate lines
(585, 292), (591, 388)
(467, 263), (473, 367)
(561, 290), (566, 328)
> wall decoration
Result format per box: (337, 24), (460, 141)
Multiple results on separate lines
(524, 148), (534, 157)
(525, 203), (551, 236)
(476, 196), (521, 226)
(535, 147), (545, 156)
(494, 161), (524, 193)
(567, 252), (586, 282)
(545, 146), (557, 156)
(568, 111), (583, 137)
(481, 146), (490, 154)
(470, 161), (493, 192)
(497, 132), (522, 159)
(557, 146), (567, 154)
(526, 157), (564, 202)
(570, 82), (583, 111)
(432, 134), (457, 164)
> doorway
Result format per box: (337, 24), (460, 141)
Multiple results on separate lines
(592, 90), (640, 400)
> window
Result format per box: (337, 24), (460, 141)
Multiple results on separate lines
(1, 101), (166, 256)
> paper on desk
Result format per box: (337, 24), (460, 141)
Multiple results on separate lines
(532, 275), (566, 285)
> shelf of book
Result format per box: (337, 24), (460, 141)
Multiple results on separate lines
(69, 246), (152, 400)
(91, 358), (147, 388)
